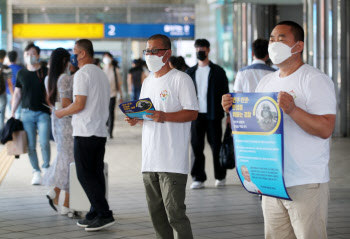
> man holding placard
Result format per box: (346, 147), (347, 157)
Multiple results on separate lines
(222, 21), (336, 239)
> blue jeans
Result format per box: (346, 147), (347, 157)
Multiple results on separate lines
(132, 86), (141, 101)
(7, 94), (21, 119)
(0, 93), (7, 131)
(21, 109), (51, 172)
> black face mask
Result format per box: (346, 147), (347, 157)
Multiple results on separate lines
(196, 51), (207, 61)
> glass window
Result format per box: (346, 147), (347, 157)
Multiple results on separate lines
(216, 5), (234, 82)
(13, 14), (24, 24)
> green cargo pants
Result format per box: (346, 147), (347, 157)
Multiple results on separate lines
(143, 172), (194, 239)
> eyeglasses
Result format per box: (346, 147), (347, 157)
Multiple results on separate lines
(143, 49), (169, 55)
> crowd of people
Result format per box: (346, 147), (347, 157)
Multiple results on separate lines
(0, 20), (336, 239)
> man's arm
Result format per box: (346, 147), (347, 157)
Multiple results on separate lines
(278, 91), (335, 139)
(146, 109), (198, 123)
(116, 68), (123, 103)
(127, 73), (132, 95)
(55, 95), (87, 119)
(11, 87), (22, 117)
(7, 77), (14, 95)
(221, 68), (229, 95)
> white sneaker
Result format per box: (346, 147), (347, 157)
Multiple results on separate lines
(42, 167), (49, 175)
(190, 181), (205, 189)
(31, 171), (42, 185)
(61, 206), (74, 215)
(215, 179), (226, 187)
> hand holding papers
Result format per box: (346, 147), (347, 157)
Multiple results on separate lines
(119, 98), (155, 121)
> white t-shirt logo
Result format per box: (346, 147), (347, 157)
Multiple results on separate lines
(289, 90), (297, 99)
(160, 90), (169, 101)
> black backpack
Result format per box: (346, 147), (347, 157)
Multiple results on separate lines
(0, 65), (8, 94)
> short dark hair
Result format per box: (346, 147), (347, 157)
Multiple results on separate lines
(75, 39), (94, 57)
(0, 50), (6, 60)
(252, 38), (269, 59)
(25, 42), (40, 55)
(276, 21), (304, 42)
(8, 51), (18, 62)
(194, 39), (210, 48)
(169, 56), (179, 68)
(147, 34), (171, 49)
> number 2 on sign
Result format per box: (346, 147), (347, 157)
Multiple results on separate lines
(108, 25), (116, 36)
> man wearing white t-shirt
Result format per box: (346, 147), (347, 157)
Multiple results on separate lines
(234, 38), (276, 93)
(56, 39), (114, 232)
(222, 21), (336, 239)
(125, 34), (198, 239)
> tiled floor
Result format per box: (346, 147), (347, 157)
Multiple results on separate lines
(0, 115), (349, 239)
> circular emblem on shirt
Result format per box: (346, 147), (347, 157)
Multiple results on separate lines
(160, 90), (169, 101)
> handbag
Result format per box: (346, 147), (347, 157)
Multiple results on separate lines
(219, 124), (235, 169)
(6, 130), (28, 155)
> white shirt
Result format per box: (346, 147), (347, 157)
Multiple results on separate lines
(103, 66), (120, 98)
(195, 65), (210, 113)
(243, 180), (260, 193)
(140, 69), (199, 174)
(234, 59), (276, 93)
(256, 64), (336, 187)
(72, 64), (110, 137)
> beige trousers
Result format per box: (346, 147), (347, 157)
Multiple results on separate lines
(262, 183), (329, 239)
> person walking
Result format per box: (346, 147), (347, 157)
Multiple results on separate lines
(11, 43), (51, 185)
(125, 34), (198, 239)
(7, 50), (22, 119)
(0, 50), (12, 130)
(102, 52), (123, 138)
(186, 39), (229, 189)
(127, 59), (146, 100)
(55, 39), (114, 231)
(42, 48), (74, 215)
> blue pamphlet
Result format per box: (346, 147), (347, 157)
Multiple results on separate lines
(119, 98), (155, 121)
(230, 92), (291, 200)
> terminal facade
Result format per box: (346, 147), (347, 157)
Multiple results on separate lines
(0, 0), (349, 136)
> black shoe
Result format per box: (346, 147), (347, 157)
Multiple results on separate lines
(77, 218), (96, 228)
(46, 195), (57, 212)
(85, 216), (115, 231)
(46, 190), (57, 212)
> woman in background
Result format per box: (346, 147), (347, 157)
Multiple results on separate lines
(42, 48), (74, 215)
(103, 52), (123, 139)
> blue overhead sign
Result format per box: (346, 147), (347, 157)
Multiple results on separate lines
(104, 23), (194, 38)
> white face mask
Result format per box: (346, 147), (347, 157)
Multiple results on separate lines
(145, 50), (168, 72)
(103, 57), (112, 65)
(25, 55), (39, 66)
(268, 41), (299, 65)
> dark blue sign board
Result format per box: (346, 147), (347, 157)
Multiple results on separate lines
(104, 23), (194, 38)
